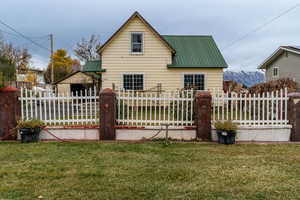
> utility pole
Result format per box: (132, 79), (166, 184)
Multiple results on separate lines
(50, 34), (54, 84)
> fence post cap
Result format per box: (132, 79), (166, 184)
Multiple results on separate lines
(195, 91), (211, 98)
(100, 88), (114, 94)
(288, 92), (300, 98)
(0, 86), (19, 92)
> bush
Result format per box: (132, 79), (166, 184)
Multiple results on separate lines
(214, 121), (238, 132)
(249, 78), (298, 94)
(0, 61), (15, 88)
(16, 119), (45, 129)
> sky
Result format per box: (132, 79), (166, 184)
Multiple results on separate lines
(0, 0), (299, 71)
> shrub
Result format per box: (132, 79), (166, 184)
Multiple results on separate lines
(16, 119), (45, 129)
(214, 121), (238, 132)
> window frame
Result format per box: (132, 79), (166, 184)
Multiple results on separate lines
(122, 72), (145, 91)
(182, 73), (206, 91)
(273, 67), (279, 78)
(130, 32), (144, 54)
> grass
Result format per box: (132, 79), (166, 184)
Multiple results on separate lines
(1, 142), (300, 199)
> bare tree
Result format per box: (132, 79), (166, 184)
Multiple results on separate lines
(0, 40), (31, 73)
(74, 34), (101, 62)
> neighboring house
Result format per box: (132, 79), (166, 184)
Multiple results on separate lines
(17, 68), (46, 88)
(54, 11), (227, 93)
(258, 46), (300, 83)
(55, 60), (103, 94)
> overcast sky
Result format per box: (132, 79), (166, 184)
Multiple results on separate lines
(0, 0), (299, 71)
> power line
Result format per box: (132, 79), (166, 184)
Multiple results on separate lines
(0, 19), (51, 52)
(222, 2), (300, 51)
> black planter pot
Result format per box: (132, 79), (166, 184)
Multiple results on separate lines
(216, 130), (236, 144)
(19, 128), (41, 143)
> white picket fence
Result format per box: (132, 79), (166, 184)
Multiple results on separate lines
(117, 90), (194, 128)
(212, 88), (289, 127)
(20, 87), (99, 126)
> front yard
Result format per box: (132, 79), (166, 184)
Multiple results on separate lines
(0, 142), (300, 199)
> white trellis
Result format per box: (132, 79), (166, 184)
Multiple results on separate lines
(20, 87), (99, 126)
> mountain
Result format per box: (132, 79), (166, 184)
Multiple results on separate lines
(224, 71), (265, 88)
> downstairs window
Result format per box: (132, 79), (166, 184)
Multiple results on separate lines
(184, 74), (205, 90)
(123, 74), (144, 90)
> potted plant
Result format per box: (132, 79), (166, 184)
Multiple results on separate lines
(214, 121), (238, 144)
(16, 119), (45, 143)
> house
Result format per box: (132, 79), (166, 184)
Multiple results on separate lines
(258, 46), (300, 83)
(55, 60), (103, 94)
(16, 68), (46, 88)
(55, 11), (227, 93)
(99, 11), (227, 91)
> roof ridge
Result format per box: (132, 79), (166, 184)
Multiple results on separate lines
(162, 35), (212, 37)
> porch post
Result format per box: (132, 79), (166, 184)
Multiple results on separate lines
(194, 91), (212, 141)
(0, 87), (20, 140)
(99, 88), (116, 140)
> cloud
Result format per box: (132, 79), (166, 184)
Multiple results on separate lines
(30, 55), (49, 70)
(1, 0), (300, 71)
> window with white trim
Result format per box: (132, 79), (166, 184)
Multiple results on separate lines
(131, 33), (143, 53)
(184, 74), (205, 90)
(273, 67), (279, 77)
(123, 74), (144, 90)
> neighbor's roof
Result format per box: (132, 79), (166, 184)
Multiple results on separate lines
(54, 71), (101, 85)
(98, 11), (176, 54)
(82, 60), (105, 72)
(163, 35), (228, 68)
(258, 46), (300, 69)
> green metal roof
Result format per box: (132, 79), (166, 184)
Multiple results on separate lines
(82, 60), (105, 72)
(162, 35), (228, 68)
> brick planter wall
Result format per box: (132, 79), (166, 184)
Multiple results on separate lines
(0, 87), (20, 140)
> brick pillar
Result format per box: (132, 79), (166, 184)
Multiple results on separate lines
(194, 91), (212, 141)
(288, 92), (300, 141)
(99, 88), (116, 140)
(0, 87), (20, 140)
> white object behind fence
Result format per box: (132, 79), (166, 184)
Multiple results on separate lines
(20, 87), (99, 126)
(212, 88), (289, 127)
(117, 90), (194, 128)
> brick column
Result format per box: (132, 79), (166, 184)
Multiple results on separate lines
(99, 88), (116, 140)
(288, 92), (300, 141)
(194, 91), (212, 141)
(0, 87), (20, 140)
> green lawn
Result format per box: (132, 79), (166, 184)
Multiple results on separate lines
(1, 142), (300, 200)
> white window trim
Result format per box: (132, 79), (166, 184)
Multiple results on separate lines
(121, 72), (145, 91)
(130, 32), (144, 55)
(182, 72), (207, 91)
(273, 67), (279, 78)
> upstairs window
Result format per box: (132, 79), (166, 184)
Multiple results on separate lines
(273, 67), (279, 78)
(184, 74), (205, 90)
(131, 33), (143, 53)
(123, 74), (144, 90)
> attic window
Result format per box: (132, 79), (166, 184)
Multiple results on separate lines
(131, 33), (143, 53)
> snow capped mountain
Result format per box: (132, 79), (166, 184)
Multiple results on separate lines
(224, 71), (265, 87)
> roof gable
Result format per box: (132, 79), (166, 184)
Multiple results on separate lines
(98, 11), (176, 54)
(258, 46), (300, 69)
(54, 71), (100, 85)
(163, 35), (228, 68)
